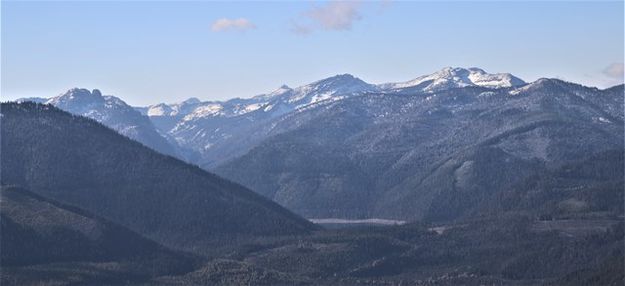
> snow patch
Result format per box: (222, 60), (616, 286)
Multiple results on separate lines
(183, 104), (224, 120)
(381, 67), (525, 92)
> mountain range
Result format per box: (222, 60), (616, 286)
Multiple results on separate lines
(4, 67), (624, 285)
(16, 67), (624, 221)
(24, 67), (527, 166)
(216, 78), (624, 220)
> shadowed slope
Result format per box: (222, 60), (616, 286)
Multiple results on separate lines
(0, 102), (317, 253)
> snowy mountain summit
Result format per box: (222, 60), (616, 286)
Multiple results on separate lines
(146, 97), (202, 117)
(46, 88), (106, 115)
(26, 88), (179, 157)
(17, 67), (531, 167)
(143, 68), (524, 125)
(379, 67), (526, 91)
(133, 67), (528, 167)
(144, 73), (378, 123)
(258, 73), (379, 112)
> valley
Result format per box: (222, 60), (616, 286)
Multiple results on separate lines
(3, 67), (624, 285)
(3, 1), (623, 284)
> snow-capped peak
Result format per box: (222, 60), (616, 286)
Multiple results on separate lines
(147, 103), (175, 116)
(46, 88), (107, 111)
(246, 74), (378, 114)
(379, 67), (525, 92)
(145, 97), (204, 117)
(269, 85), (293, 96)
(284, 74), (378, 105)
(466, 68), (525, 88)
(48, 88), (102, 102)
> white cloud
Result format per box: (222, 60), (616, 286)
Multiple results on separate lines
(211, 18), (256, 32)
(307, 1), (362, 31)
(603, 62), (624, 79)
(291, 1), (363, 35)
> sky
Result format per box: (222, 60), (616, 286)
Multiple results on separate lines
(2, 1), (623, 106)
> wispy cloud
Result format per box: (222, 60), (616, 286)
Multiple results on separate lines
(211, 18), (256, 32)
(292, 1), (363, 35)
(307, 1), (362, 31)
(603, 62), (624, 79)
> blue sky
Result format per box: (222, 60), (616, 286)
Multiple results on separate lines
(2, 1), (623, 106)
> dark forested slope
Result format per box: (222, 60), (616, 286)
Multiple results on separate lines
(0, 186), (185, 266)
(0, 186), (195, 285)
(0, 102), (317, 253)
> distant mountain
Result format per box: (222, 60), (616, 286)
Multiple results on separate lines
(13, 68), (620, 222)
(214, 79), (624, 220)
(20, 88), (180, 158)
(137, 68), (527, 168)
(378, 67), (525, 91)
(0, 186), (193, 285)
(3, 69), (623, 285)
(261, 74), (379, 110)
(142, 74), (378, 167)
(143, 74), (377, 120)
(0, 102), (317, 253)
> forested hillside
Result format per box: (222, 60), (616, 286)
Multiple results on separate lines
(0, 102), (317, 254)
(216, 81), (624, 221)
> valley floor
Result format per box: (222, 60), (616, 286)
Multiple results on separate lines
(5, 216), (621, 286)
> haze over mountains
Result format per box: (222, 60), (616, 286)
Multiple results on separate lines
(20, 67), (624, 221)
(27, 67), (528, 167)
(4, 66), (624, 285)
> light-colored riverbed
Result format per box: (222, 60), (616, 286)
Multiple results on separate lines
(308, 218), (406, 225)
